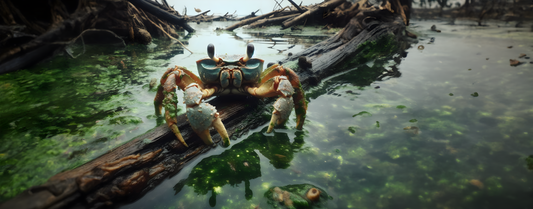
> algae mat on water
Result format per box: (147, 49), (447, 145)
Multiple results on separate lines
(0, 40), (184, 201)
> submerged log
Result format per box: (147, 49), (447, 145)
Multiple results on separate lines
(0, 0), (415, 208)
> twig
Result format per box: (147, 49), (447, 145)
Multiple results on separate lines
(131, 4), (192, 54)
(288, 0), (305, 12)
(146, 17), (193, 54)
(273, 0), (284, 11)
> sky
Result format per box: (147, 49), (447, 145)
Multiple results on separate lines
(166, 0), (325, 17)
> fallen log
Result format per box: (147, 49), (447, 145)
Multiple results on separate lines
(281, 0), (347, 29)
(236, 9), (260, 21)
(225, 9), (282, 31)
(128, 0), (194, 33)
(248, 13), (299, 28)
(0, 0), (415, 207)
(0, 2), (104, 75)
(0, 0), (194, 75)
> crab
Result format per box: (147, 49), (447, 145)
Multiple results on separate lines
(154, 43), (307, 147)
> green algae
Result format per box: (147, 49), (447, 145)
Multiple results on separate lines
(0, 39), (183, 201)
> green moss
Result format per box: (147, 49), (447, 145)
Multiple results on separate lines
(0, 40), (178, 201)
(337, 34), (399, 70)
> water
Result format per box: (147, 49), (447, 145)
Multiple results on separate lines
(0, 21), (332, 202)
(1, 20), (533, 208)
(122, 20), (533, 209)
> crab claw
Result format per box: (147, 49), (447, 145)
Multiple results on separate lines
(184, 84), (230, 146)
(266, 77), (294, 133)
(267, 96), (294, 133)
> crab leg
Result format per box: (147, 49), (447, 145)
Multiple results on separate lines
(184, 84), (230, 147)
(154, 66), (219, 147)
(247, 65), (307, 132)
(212, 117), (230, 146)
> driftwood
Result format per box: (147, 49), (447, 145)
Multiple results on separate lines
(288, 0), (306, 12)
(236, 9), (261, 21)
(0, 0), (194, 75)
(224, 0), (410, 31)
(248, 13), (299, 28)
(281, 0), (346, 29)
(225, 9), (283, 31)
(188, 11), (239, 23)
(0, 0), (415, 208)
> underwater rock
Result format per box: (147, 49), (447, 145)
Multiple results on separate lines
(510, 59), (522, 66)
(149, 78), (158, 89)
(403, 126), (420, 135)
(430, 25), (441, 32)
(135, 28), (152, 45)
(406, 30), (417, 38)
(469, 179), (484, 189)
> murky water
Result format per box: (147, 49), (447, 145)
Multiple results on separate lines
(121, 20), (533, 209)
(1, 19), (533, 209)
(0, 21), (331, 202)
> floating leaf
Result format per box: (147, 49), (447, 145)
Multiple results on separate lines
(348, 126), (358, 133)
(409, 119), (418, 123)
(526, 155), (533, 170)
(376, 121), (380, 128)
(471, 92), (479, 97)
(449, 93), (453, 96)
(352, 111), (372, 117)
(396, 105), (406, 109)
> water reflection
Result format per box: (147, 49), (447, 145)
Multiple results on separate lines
(264, 184), (331, 209)
(171, 128), (304, 207)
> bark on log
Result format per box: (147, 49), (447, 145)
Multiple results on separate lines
(0, 0), (415, 208)
(282, 0), (347, 29)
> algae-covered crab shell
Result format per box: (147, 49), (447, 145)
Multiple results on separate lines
(183, 83), (203, 106)
(186, 102), (217, 133)
(276, 76), (294, 97)
(273, 97), (294, 121)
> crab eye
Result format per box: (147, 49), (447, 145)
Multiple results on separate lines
(246, 43), (254, 59)
(207, 43), (215, 59)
